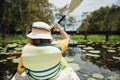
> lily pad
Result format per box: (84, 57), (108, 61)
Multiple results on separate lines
(92, 73), (104, 79)
(102, 45), (109, 49)
(88, 50), (100, 54)
(13, 58), (20, 63)
(108, 76), (120, 80)
(87, 78), (96, 80)
(107, 50), (116, 53)
(87, 41), (93, 44)
(14, 47), (22, 51)
(81, 50), (87, 53)
(0, 59), (7, 62)
(86, 53), (100, 58)
(7, 43), (18, 48)
(68, 63), (80, 71)
(64, 57), (74, 62)
(77, 45), (86, 48)
(83, 46), (94, 50)
(117, 47), (120, 51)
(0, 47), (4, 50)
(113, 56), (120, 61)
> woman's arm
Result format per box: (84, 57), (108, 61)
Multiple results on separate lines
(53, 23), (70, 42)
(53, 23), (70, 52)
(17, 57), (25, 74)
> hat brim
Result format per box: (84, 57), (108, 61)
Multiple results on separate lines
(26, 32), (53, 39)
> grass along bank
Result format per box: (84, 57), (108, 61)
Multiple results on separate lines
(71, 34), (120, 43)
(0, 34), (120, 44)
(0, 34), (28, 44)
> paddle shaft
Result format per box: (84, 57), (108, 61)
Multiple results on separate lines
(51, 15), (66, 31)
(51, 0), (82, 31)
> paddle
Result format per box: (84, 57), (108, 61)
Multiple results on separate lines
(51, 0), (83, 31)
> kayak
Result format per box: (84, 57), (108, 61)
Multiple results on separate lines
(11, 57), (80, 80)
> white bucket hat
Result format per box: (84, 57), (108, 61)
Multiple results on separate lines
(26, 22), (53, 39)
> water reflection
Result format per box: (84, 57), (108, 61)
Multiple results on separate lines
(64, 42), (120, 80)
(0, 60), (18, 80)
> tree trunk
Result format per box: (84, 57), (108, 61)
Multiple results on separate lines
(105, 31), (110, 41)
(84, 30), (88, 40)
(1, 23), (6, 46)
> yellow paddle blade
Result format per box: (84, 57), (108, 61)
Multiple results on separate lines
(66, 0), (82, 15)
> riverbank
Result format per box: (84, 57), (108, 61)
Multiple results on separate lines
(71, 34), (120, 43)
(0, 34), (120, 44)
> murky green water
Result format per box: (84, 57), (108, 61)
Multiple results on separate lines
(64, 42), (120, 80)
(0, 41), (120, 80)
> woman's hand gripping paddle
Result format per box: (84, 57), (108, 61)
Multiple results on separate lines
(51, 0), (83, 31)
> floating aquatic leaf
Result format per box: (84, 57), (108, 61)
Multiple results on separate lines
(68, 63), (80, 71)
(13, 58), (20, 63)
(14, 47), (22, 51)
(87, 78), (96, 80)
(77, 45), (86, 48)
(107, 50), (116, 53)
(86, 53), (100, 58)
(88, 50), (100, 54)
(7, 43), (18, 48)
(0, 59), (7, 62)
(108, 76), (120, 80)
(7, 56), (16, 60)
(113, 56), (120, 61)
(106, 58), (114, 62)
(117, 47), (120, 51)
(81, 50), (86, 53)
(87, 41), (93, 44)
(64, 56), (74, 62)
(83, 46), (94, 50)
(92, 73), (104, 79)
(0, 47), (4, 50)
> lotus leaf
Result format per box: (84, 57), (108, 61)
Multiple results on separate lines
(7, 43), (18, 48)
(92, 73), (104, 79)
(87, 78), (96, 80)
(88, 50), (100, 54)
(64, 56), (74, 62)
(113, 56), (120, 61)
(68, 63), (80, 71)
(13, 58), (20, 63)
(108, 76), (120, 80)
(86, 53), (100, 58)
(77, 45), (86, 48)
(107, 50), (116, 53)
(14, 47), (22, 51)
(83, 47), (94, 50)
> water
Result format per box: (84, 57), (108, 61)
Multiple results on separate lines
(0, 41), (120, 80)
(64, 44), (120, 80)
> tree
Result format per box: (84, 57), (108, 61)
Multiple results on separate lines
(78, 5), (120, 41)
(53, 4), (78, 31)
(0, 0), (54, 44)
(78, 12), (91, 40)
(67, 16), (76, 31)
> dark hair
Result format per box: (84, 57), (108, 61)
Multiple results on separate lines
(30, 39), (51, 45)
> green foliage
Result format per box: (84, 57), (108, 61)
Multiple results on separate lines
(71, 35), (120, 43)
(0, 34), (28, 43)
(0, 0), (54, 42)
(92, 73), (104, 79)
(7, 43), (18, 48)
(108, 76), (120, 80)
(78, 5), (120, 41)
(79, 5), (120, 32)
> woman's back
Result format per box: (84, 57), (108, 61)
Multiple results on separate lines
(22, 44), (62, 70)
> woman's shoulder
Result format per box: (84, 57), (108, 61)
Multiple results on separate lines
(52, 39), (69, 52)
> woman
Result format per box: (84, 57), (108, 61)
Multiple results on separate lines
(13, 22), (80, 80)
